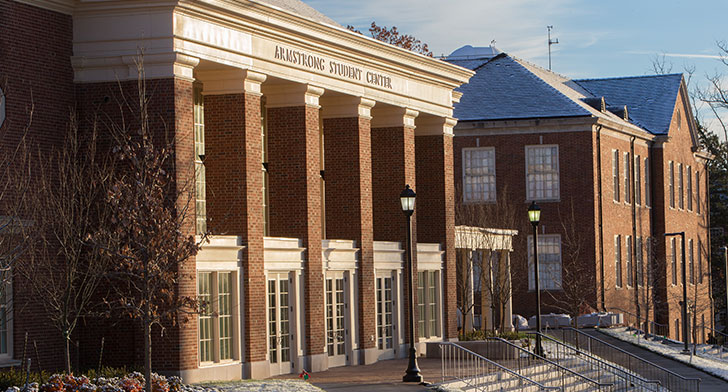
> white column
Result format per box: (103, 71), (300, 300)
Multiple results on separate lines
(501, 250), (514, 332)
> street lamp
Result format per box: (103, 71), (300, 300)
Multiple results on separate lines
(401, 185), (422, 383)
(528, 201), (545, 357)
(665, 232), (690, 354)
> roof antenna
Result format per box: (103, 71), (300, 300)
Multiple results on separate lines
(547, 25), (559, 70)
(490, 39), (496, 47)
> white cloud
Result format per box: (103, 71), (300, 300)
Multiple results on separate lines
(626, 50), (723, 60)
(307, 0), (592, 61)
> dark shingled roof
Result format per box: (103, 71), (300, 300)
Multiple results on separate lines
(447, 54), (590, 121)
(574, 74), (683, 134)
(446, 58), (490, 71)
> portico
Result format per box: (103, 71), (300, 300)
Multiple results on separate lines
(68, 0), (472, 383)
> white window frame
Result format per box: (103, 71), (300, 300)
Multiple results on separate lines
(613, 150), (620, 202)
(635, 156), (641, 205)
(525, 145), (560, 201)
(645, 157), (651, 207)
(687, 165), (693, 211)
(417, 270), (441, 340)
(527, 234), (562, 291)
(626, 235), (633, 287)
(0, 278), (12, 362)
(678, 163), (684, 210)
(198, 271), (240, 366)
(624, 152), (631, 204)
(615, 235), (622, 288)
(462, 147), (496, 203)
(668, 161), (675, 208)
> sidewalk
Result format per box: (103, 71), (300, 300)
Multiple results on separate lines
(274, 358), (440, 391)
(587, 329), (728, 392)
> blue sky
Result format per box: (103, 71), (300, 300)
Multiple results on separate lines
(307, 0), (728, 137)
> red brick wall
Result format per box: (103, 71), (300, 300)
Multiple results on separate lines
(651, 89), (711, 341)
(0, 0), (74, 371)
(267, 105), (324, 356)
(415, 134), (457, 339)
(322, 116), (376, 350)
(74, 78), (197, 371)
(204, 92), (267, 362)
(371, 125), (417, 342)
(453, 129), (599, 318)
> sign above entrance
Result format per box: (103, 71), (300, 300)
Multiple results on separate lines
(274, 45), (393, 89)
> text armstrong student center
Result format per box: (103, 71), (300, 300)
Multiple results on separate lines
(0, 0), (473, 382)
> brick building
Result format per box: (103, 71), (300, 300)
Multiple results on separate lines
(447, 46), (713, 342)
(0, 0), (472, 382)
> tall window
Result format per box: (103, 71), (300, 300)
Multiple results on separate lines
(417, 270), (440, 339)
(636, 237), (643, 286)
(615, 235), (622, 288)
(645, 157), (651, 207)
(698, 239), (704, 284)
(376, 275), (394, 350)
(198, 271), (237, 364)
(647, 239), (653, 285)
(198, 272), (213, 363)
(613, 150), (620, 202)
(624, 152), (631, 203)
(635, 156), (641, 205)
(463, 148), (496, 202)
(678, 163), (684, 209)
(687, 165), (693, 211)
(669, 161), (675, 208)
(526, 145), (559, 200)
(0, 280), (10, 358)
(671, 237), (677, 285)
(528, 235), (562, 290)
(193, 85), (207, 234)
(262, 99), (270, 236)
(696, 171), (701, 214)
(689, 239), (694, 284)
(626, 236), (633, 287)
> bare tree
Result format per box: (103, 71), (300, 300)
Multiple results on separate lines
(347, 22), (433, 56)
(455, 186), (520, 332)
(93, 57), (204, 392)
(16, 113), (113, 373)
(542, 198), (595, 329)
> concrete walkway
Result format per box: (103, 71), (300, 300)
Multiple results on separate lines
(586, 329), (728, 392)
(274, 358), (440, 391)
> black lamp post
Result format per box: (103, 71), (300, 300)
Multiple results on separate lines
(665, 231), (690, 354)
(401, 185), (422, 383)
(528, 201), (545, 357)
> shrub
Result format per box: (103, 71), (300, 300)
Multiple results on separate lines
(0, 369), (51, 391)
(0, 371), (181, 392)
(459, 329), (528, 341)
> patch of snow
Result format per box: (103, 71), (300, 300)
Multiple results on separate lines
(600, 327), (728, 382)
(186, 380), (324, 392)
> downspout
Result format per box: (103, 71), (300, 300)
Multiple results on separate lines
(596, 125), (606, 311)
(631, 136), (640, 330)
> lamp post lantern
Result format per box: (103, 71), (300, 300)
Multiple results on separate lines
(401, 185), (422, 383)
(665, 232), (690, 354)
(528, 201), (545, 357)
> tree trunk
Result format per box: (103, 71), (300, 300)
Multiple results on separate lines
(144, 318), (152, 392)
(64, 331), (71, 374)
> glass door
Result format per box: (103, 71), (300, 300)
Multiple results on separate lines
(326, 272), (347, 367)
(376, 273), (395, 359)
(268, 273), (293, 375)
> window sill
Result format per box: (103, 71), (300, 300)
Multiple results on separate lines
(0, 359), (20, 368)
(199, 360), (241, 368)
(526, 199), (560, 203)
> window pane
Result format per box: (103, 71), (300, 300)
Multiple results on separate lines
(527, 146), (559, 200)
(219, 272), (233, 360)
(463, 148), (496, 202)
(528, 235), (562, 290)
(198, 272), (213, 362)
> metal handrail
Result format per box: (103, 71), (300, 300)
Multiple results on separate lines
(607, 307), (669, 336)
(439, 342), (561, 391)
(486, 337), (615, 391)
(696, 323), (728, 343)
(529, 332), (662, 391)
(558, 327), (701, 392)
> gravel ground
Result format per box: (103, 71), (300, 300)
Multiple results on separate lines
(185, 380), (324, 392)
